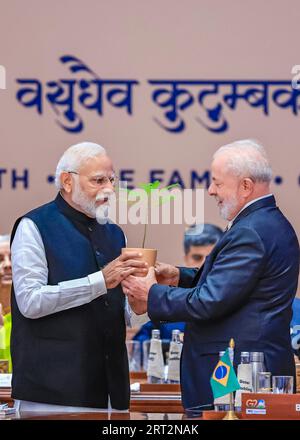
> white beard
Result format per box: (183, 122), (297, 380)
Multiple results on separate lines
(71, 182), (113, 224)
(95, 203), (110, 224)
(218, 195), (239, 221)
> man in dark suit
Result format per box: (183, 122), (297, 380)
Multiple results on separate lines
(122, 139), (300, 410)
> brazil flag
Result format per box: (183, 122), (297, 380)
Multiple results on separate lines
(210, 348), (240, 399)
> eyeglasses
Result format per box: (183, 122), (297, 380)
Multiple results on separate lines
(68, 171), (118, 188)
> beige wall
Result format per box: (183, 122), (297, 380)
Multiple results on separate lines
(0, 0), (299, 279)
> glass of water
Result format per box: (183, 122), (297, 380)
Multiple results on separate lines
(272, 376), (294, 394)
(257, 372), (272, 393)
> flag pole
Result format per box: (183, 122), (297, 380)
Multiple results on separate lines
(223, 338), (239, 420)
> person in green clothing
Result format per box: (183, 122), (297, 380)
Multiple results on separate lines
(0, 311), (12, 372)
(0, 303), (3, 327)
(0, 234), (12, 373)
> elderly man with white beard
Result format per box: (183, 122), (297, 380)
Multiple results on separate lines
(10, 142), (148, 413)
(122, 139), (300, 412)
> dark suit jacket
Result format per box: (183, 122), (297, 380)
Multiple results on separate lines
(148, 196), (300, 409)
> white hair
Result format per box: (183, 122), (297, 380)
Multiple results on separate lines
(213, 139), (272, 183)
(55, 142), (107, 190)
(0, 235), (10, 244)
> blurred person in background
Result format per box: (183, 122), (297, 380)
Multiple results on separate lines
(291, 269), (300, 360)
(183, 223), (223, 268)
(0, 234), (12, 313)
(0, 234), (12, 372)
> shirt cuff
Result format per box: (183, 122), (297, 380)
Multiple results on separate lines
(130, 312), (150, 328)
(88, 271), (107, 298)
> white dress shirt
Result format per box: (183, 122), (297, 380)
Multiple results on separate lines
(11, 217), (149, 326)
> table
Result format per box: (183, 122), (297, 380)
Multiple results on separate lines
(0, 382), (184, 415)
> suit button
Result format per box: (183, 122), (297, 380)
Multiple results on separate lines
(105, 300), (109, 306)
(96, 251), (100, 256)
(105, 354), (109, 360)
(88, 226), (93, 232)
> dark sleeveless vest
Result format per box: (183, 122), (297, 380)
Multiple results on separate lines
(10, 193), (130, 409)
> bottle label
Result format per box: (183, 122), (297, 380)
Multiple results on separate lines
(167, 342), (182, 382)
(147, 339), (165, 379)
(234, 364), (253, 407)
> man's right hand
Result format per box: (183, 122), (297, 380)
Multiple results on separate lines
(154, 261), (180, 286)
(102, 251), (148, 289)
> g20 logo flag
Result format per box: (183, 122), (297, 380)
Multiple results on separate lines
(210, 348), (240, 398)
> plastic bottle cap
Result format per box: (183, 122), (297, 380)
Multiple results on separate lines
(152, 329), (160, 339)
(250, 352), (264, 362)
(172, 329), (181, 335)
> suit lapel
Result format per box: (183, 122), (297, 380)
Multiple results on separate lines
(191, 244), (220, 286)
(190, 196), (276, 287)
(232, 195), (276, 227)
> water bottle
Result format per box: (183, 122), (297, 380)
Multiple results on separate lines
(250, 352), (265, 392)
(240, 352), (250, 364)
(147, 329), (165, 384)
(166, 329), (183, 384)
(234, 351), (253, 411)
(214, 351), (230, 411)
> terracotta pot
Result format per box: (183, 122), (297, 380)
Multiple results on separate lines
(121, 248), (157, 276)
